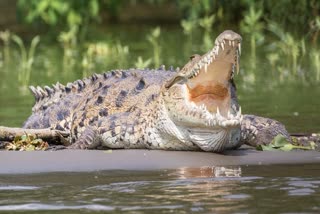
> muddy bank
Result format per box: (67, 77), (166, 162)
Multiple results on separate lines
(0, 147), (319, 174)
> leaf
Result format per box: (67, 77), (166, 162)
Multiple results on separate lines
(256, 144), (278, 151)
(89, 0), (99, 17)
(28, 134), (36, 141)
(13, 135), (20, 142)
(20, 135), (27, 141)
(310, 141), (317, 150)
(279, 143), (294, 151)
(257, 134), (318, 152)
(152, 27), (161, 38)
(25, 145), (35, 151)
(31, 139), (42, 145)
(271, 134), (290, 147)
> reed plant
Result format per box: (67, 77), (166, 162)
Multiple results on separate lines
(147, 27), (161, 68)
(240, 6), (264, 69)
(310, 49), (320, 81)
(268, 22), (302, 78)
(0, 30), (11, 66)
(11, 34), (40, 87)
(199, 14), (215, 51)
(58, 26), (78, 72)
(114, 41), (129, 68)
(82, 42), (110, 77)
(134, 56), (152, 69)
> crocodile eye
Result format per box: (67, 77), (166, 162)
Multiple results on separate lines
(190, 54), (201, 61)
(189, 55), (196, 60)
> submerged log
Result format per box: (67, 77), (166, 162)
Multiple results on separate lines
(0, 126), (70, 146)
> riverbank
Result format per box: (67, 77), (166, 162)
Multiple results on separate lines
(1, 147), (319, 174)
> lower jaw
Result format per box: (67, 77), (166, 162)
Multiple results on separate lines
(190, 96), (231, 117)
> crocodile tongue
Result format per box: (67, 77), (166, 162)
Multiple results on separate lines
(187, 59), (233, 117)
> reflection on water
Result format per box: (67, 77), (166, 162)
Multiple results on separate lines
(171, 166), (242, 179)
(0, 165), (319, 213)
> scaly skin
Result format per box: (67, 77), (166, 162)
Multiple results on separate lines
(23, 30), (290, 152)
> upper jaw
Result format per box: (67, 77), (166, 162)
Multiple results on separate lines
(188, 30), (242, 80)
(165, 30), (243, 129)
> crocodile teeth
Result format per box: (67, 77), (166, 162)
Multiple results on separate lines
(204, 64), (208, 73)
(229, 40), (231, 46)
(221, 42), (225, 50)
(216, 107), (224, 121)
(190, 101), (197, 108)
(200, 104), (207, 112)
(216, 107), (220, 115)
(227, 110), (232, 119)
(238, 43), (241, 55)
(236, 55), (240, 74)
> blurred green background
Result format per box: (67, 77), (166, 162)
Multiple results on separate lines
(0, 0), (320, 132)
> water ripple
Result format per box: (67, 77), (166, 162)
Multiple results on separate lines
(0, 185), (40, 191)
(0, 203), (114, 211)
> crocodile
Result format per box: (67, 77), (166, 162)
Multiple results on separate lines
(23, 30), (290, 152)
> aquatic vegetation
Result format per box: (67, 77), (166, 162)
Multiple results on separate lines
(134, 56), (152, 69)
(11, 34), (40, 87)
(267, 22), (304, 78)
(17, 0), (100, 40)
(82, 42), (110, 77)
(58, 26), (78, 71)
(0, 52), (2, 68)
(5, 134), (49, 151)
(147, 27), (161, 68)
(257, 135), (317, 151)
(199, 14), (215, 51)
(82, 41), (129, 76)
(181, 19), (197, 36)
(310, 49), (320, 81)
(114, 41), (129, 68)
(309, 16), (320, 44)
(0, 30), (11, 65)
(240, 6), (264, 69)
(177, 0), (215, 21)
(1, 1), (319, 86)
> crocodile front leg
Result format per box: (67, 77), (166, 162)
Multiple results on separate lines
(240, 114), (290, 147)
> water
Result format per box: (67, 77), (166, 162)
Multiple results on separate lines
(0, 165), (319, 213)
(0, 24), (320, 212)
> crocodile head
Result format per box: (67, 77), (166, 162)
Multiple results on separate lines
(162, 30), (242, 152)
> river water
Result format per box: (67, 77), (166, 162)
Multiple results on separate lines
(0, 165), (320, 213)
(0, 24), (320, 212)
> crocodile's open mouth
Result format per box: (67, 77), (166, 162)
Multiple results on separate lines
(186, 32), (241, 118)
(163, 30), (242, 151)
